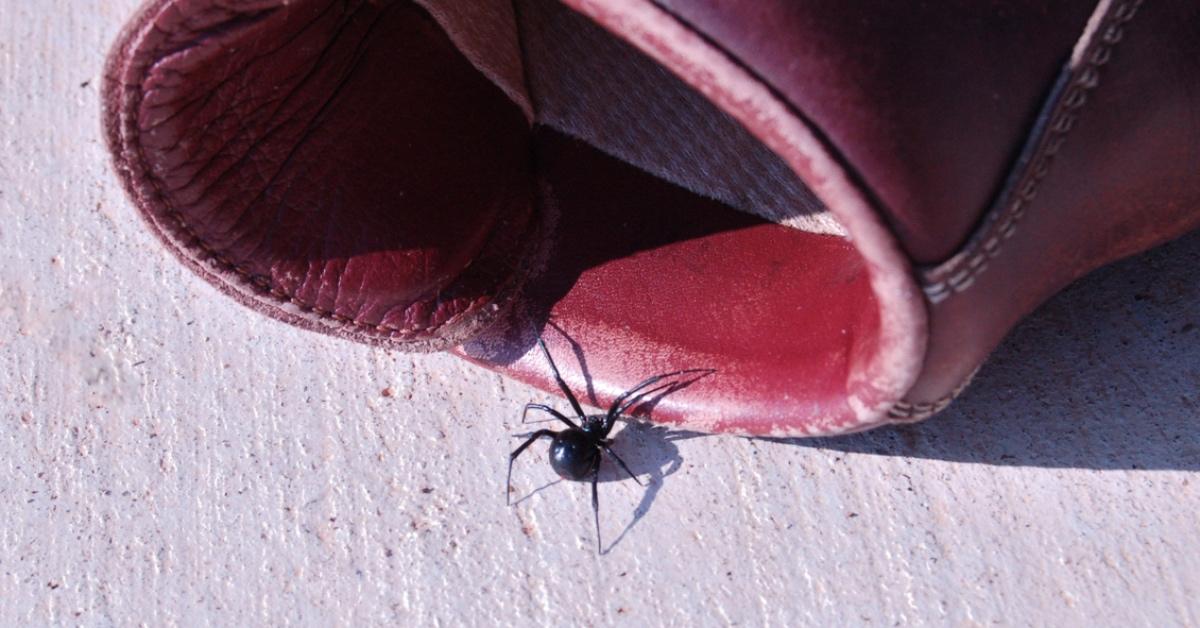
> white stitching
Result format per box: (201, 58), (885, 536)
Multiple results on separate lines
(920, 0), (1142, 302)
(887, 368), (980, 421)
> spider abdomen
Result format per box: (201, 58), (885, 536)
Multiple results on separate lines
(549, 431), (599, 480)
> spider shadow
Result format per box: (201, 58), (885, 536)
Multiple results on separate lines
(545, 319), (600, 406)
(506, 421), (709, 553)
(598, 371), (714, 554)
(509, 477), (564, 507)
(597, 421), (710, 555)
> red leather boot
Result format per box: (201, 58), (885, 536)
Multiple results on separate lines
(105, 0), (1200, 436)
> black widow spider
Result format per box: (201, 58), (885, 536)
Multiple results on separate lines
(506, 336), (707, 553)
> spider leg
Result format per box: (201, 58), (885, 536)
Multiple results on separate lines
(507, 429), (556, 505)
(537, 336), (588, 420)
(615, 380), (680, 418)
(602, 445), (643, 486)
(591, 464), (602, 554)
(604, 369), (714, 430)
(606, 374), (669, 418)
(522, 403), (579, 430)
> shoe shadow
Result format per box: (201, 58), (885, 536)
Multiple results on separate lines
(764, 229), (1200, 471)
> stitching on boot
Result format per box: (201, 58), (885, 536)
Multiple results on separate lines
(920, 0), (1143, 305)
(886, 367), (980, 422)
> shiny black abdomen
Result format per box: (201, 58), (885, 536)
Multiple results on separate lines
(549, 430), (600, 480)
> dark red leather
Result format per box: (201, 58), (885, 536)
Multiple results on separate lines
(905, 0), (1200, 404)
(104, 0), (537, 349)
(653, 0), (1098, 263)
(105, 0), (1200, 435)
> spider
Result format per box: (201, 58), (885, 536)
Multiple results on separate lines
(506, 336), (700, 553)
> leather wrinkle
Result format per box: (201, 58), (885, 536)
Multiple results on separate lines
(233, 7), (391, 271)
(126, 0), (529, 337)
(145, 2), (341, 137)
(142, 2), (378, 264)
(143, 3), (363, 206)
(150, 6), (282, 69)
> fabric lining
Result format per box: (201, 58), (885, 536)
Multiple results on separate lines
(419, 0), (844, 236)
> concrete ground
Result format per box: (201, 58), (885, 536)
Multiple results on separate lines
(1, 1), (1197, 625)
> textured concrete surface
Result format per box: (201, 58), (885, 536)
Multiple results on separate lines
(1, 1), (1198, 625)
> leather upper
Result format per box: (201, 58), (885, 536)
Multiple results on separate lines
(654, 0), (1097, 263)
(104, 0), (1200, 435)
